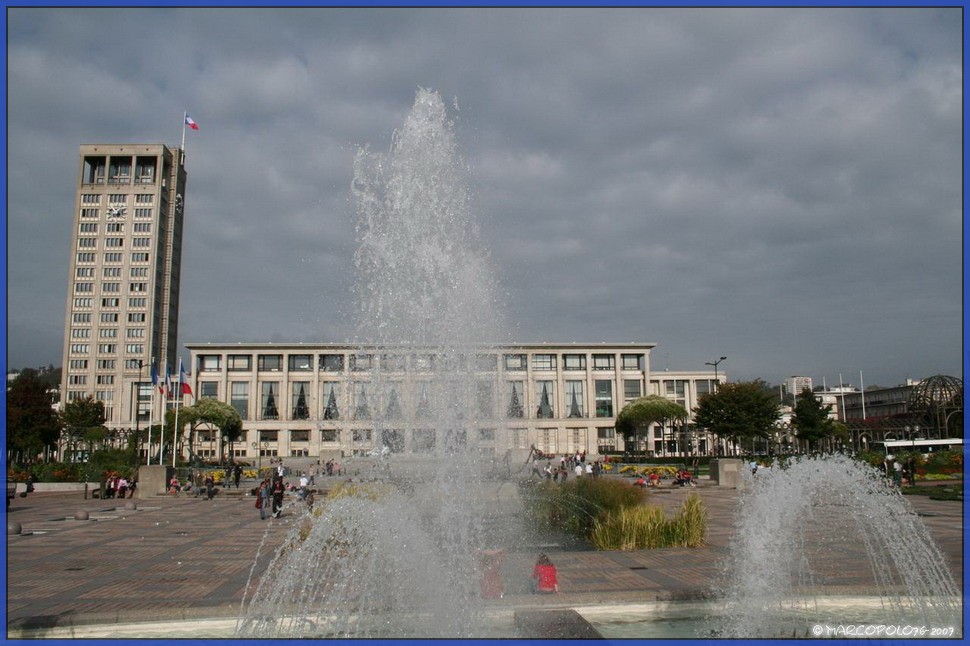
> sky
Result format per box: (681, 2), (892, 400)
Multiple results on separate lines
(5, 7), (964, 389)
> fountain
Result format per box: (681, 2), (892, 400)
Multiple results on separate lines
(236, 88), (513, 638)
(714, 454), (961, 638)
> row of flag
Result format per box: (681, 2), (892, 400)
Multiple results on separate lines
(150, 358), (193, 398)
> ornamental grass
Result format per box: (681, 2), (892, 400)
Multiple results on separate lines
(590, 493), (708, 550)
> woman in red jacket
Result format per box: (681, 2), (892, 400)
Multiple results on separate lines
(531, 554), (560, 594)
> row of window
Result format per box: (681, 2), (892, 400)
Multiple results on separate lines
(68, 359), (131, 370)
(72, 312), (147, 323)
(73, 297), (148, 309)
(77, 238), (153, 249)
(197, 378), (642, 422)
(70, 327), (146, 338)
(197, 352), (646, 373)
(78, 222), (153, 233)
(74, 282), (149, 294)
(68, 343), (144, 355)
(76, 252), (152, 264)
(81, 194), (155, 205)
(75, 267), (151, 278)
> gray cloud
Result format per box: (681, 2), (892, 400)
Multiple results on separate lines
(6, 7), (961, 389)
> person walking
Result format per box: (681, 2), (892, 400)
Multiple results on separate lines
(272, 476), (285, 518)
(256, 479), (270, 520)
(233, 464), (242, 489)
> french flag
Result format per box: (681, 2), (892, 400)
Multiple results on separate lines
(185, 114), (199, 130)
(151, 362), (163, 394)
(179, 358), (194, 398)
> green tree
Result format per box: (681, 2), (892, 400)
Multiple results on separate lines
(6, 369), (61, 462)
(694, 380), (780, 450)
(792, 388), (839, 451)
(61, 395), (108, 459)
(615, 395), (689, 455)
(165, 398), (243, 463)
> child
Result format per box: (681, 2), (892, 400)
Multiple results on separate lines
(531, 553), (560, 594)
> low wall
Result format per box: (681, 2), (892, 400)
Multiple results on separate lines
(136, 465), (173, 499)
(709, 458), (743, 488)
(14, 482), (99, 494)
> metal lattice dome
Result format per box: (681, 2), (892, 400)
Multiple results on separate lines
(907, 375), (963, 437)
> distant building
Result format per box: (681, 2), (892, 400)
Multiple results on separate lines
(784, 376), (813, 397)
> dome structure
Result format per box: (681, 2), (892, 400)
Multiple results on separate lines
(907, 375), (963, 437)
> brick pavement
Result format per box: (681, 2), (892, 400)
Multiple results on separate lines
(4, 478), (962, 637)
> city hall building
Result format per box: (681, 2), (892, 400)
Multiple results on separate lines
(183, 342), (722, 462)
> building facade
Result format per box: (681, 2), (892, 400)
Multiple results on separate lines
(177, 343), (722, 463)
(59, 144), (187, 430)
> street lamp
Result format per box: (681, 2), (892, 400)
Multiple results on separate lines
(128, 359), (147, 463)
(705, 356), (727, 385)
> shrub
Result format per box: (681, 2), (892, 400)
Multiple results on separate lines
(590, 494), (708, 550)
(523, 477), (647, 541)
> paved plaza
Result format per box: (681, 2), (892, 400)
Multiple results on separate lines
(5, 472), (963, 637)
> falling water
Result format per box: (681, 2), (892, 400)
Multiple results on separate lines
(236, 89), (510, 638)
(716, 454), (961, 638)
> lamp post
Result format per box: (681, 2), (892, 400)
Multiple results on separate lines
(705, 356), (727, 386)
(129, 359), (147, 462)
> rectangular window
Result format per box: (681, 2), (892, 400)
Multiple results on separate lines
(127, 297), (146, 307)
(106, 223), (124, 233)
(259, 430), (278, 443)
(478, 428), (495, 442)
(101, 327), (119, 337)
(102, 267), (121, 278)
(125, 344), (143, 354)
(288, 354), (313, 371)
(595, 380), (614, 418)
(105, 238), (124, 248)
(70, 344), (89, 354)
(290, 430), (310, 443)
(134, 208), (152, 219)
(68, 375), (87, 385)
(76, 252), (96, 263)
(622, 354), (643, 370)
(135, 194), (153, 204)
(322, 382), (340, 420)
(77, 238), (97, 249)
(291, 381), (311, 420)
(127, 312), (146, 323)
(321, 429), (339, 443)
(350, 354), (373, 371)
(131, 252), (150, 262)
(98, 344), (117, 354)
(200, 355), (222, 372)
(592, 354), (615, 370)
(320, 354), (344, 371)
(71, 328), (90, 338)
(504, 354), (526, 371)
(81, 194), (101, 204)
(696, 380), (714, 397)
(104, 252), (123, 263)
(130, 267), (149, 278)
(126, 328), (145, 338)
(76, 267), (95, 277)
(79, 222), (98, 233)
(565, 381), (585, 418)
(102, 282), (120, 293)
(133, 222), (152, 233)
(563, 354), (586, 370)
(354, 383), (370, 419)
(381, 354), (407, 372)
(477, 381), (494, 418)
(69, 359), (88, 370)
(228, 354), (252, 371)
(72, 313), (92, 323)
(475, 354), (497, 371)
(231, 382), (249, 419)
(535, 380), (555, 419)
(412, 354), (434, 371)
(101, 297), (120, 307)
(96, 359), (115, 370)
(96, 375), (115, 385)
(258, 354), (283, 371)
(75, 282), (94, 293)
(532, 354), (556, 371)
(624, 379), (642, 403)
(73, 297), (93, 308)
(108, 193), (127, 204)
(597, 427), (616, 453)
(132, 238), (151, 248)
(80, 208), (99, 219)
(200, 382), (218, 399)
(260, 382), (280, 419)
(506, 381), (524, 418)
(352, 429), (372, 443)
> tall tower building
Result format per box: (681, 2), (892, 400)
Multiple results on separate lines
(60, 144), (186, 431)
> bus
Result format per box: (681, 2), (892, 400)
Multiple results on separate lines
(878, 438), (963, 457)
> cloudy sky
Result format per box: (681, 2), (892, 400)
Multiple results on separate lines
(6, 7), (963, 389)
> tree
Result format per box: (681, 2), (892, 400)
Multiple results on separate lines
(165, 398), (243, 463)
(61, 395), (108, 460)
(615, 395), (689, 455)
(792, 388), (837, 451)
(6, 369), (61, 462)
(694, 380), (780, 451)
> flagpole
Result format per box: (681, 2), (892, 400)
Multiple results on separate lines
(173, 358), (183, 468)
(181, 111), (187, 151)
(147, 357), (155, 465)
(859, 370), (866, 420)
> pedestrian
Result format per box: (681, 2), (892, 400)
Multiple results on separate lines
(892, 459), (903, 487)
(225, 464), (233, 488)
(117, 476), (128, 499)
(233, 464), (242, 489)
(205, 474), (215, 500)
(574, 463), (583, 478)
(531, 554), (560, 594)
(272, 477), (285, 518)
(256, 479), (270, 520)
(299, 473), (309, 500)
(169, 476), (180, 495)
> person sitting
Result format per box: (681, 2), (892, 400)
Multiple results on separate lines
(531, 553), (560, 594)
(673, 469), (695, 487)
(633, 476), (647, 488)
(648, 472), (661, 487)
